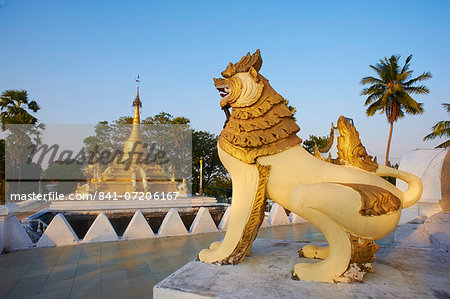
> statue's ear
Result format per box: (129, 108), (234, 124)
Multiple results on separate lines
(248, 67), (259, 82)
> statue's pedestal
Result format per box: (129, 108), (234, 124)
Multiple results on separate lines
(154, 238), (449, 299)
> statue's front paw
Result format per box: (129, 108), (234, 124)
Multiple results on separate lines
(199, 248), (217, 263)
(293, 262), (346, 283)
(293, 262), (330, 282)
(209, 241), (222, 250)
(292, 262), (311, 281)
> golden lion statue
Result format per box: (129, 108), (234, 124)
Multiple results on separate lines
(198, 50), (423, 282)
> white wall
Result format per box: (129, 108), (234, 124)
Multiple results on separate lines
(397, 148), (449, 203)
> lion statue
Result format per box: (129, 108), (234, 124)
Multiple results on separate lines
(198, 49), (423, 283)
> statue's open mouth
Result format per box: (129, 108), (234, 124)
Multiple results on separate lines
(217, 87), (228, 98)
(217, 85), (231, 128)
(216, 86), (230, 98)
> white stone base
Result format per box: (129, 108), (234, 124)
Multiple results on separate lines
(154, 239), (450, 298)
(49, 196), (217, 211)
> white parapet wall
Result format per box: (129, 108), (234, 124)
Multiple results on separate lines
(0, 201), (316, 253)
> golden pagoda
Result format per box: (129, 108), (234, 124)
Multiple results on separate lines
(77, 81), (178, 195)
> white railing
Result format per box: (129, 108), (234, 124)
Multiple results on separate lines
(0, 203), (306, 252)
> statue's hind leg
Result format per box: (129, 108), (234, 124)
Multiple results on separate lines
(289, 183), (359, 282)
(292, 207), (351, 282)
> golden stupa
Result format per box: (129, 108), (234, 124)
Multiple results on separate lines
(77, 83), (178, 195)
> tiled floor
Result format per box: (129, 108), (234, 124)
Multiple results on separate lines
(0, 224), (394, 299)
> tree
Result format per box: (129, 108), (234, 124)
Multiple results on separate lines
(283, 99), (297, 121)
(41, 160), (85, 194)
(423, 103), (450, 148)
(0, 139), (4, 204)
(302, 135), (329, 154)
(0, 90), (40, 129)
(361, 55), (431, 165)
(1, 90), (43, 195)
(83, 112), (230, 198)
(205, 175), (232, 203)
(143, 112), (190, 125)
(191, 130), (227, 196)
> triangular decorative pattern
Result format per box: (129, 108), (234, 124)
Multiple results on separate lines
(289, 212), (307, 224)
(82, 213), (118, 243)
(268, 203), (290, 226)
(4, 215), (33, 251)
(36, 213), (79, 247)
(190, 207), (218, 234)
(157, 208), (188, 237)
(123, 210), (154, 240)
(218, 206), (231, 231)
(260, 214), (270, 228)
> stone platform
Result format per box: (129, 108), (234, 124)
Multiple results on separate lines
(426, 212), (450, 253)
(154, 238), (450, 298)
(394, 212), (449, 254)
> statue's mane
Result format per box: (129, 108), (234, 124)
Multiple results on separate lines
(219, 77), (301, 164)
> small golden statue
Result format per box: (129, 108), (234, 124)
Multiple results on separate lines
(198, 50), (423, 282)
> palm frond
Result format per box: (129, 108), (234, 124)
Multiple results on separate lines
(436, 139), (450, 148)
(401, 54), (412, 73)
(397, 70), (412, 83)
(369, 64), (382, 76)
(364, 91), (384, 105)
(404, 72), (433, 86)
(404, 85), (430, 95)
(398, 108), (405, 119)
(361, 84), (385, 96)
(397, 92), (424, 114)
(361, 76), (385, 85)
(365, 100), (385, 116)
(431, 120), (450, 137)
(423, 103), (450, 147)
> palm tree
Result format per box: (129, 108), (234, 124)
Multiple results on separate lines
(423, 103), (450, 148)
(0, 89), (40, 129)
(0, 90), (41, 193)
(361, 55), (432, 165)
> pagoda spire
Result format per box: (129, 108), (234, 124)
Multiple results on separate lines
(122, 76), (144, 162)
(132, 75), (142, 124)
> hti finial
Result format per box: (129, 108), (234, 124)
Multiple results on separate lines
(133, 75), (142, 107)
(136, 75), (140, 95)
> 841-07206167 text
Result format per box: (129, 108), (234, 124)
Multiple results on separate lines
(97, 191), (179, 201)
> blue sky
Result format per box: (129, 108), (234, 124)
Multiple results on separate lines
(1, 0), (449, 164)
